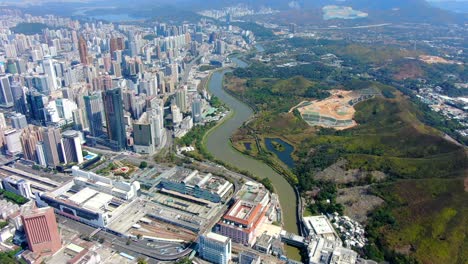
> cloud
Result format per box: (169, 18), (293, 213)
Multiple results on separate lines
(288, 1), (301, 9)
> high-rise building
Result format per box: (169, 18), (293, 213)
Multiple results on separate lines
(20, 125), (43, 162)
(0, 75), (14, 107)
(109, 38), (118, 58)
(72, 109), (86, 131)
(55, 98), (77, 123)
(11, 112), (28, 129)
(133, 113), (154, 155)
(192, 95), (203, 123)
(5, 44), (17, 58)
(4, 129), (22, 155)
(78, 35), (88, 65)
(111, 61), (122, 77)
(32, 75), (50, 95)
(215, 40), (225, 55)
(171, 103), (183, 124)
(36, 142), (47, 167)
(103, 88), (126, 150)
(21, 206), (61, 255)
(42, 127), (64, 167)
(0, 112), (6, 129)
(84, 93), (105, 138)
(11, 82), (27, 115)
(27, 91), (48, 125)
(175, 86), (188, 113)
(199, 232), (232, 264)
(42, 56), (59, 92)
(61, 130), (83, 164)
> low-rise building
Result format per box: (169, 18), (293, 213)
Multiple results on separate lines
(304, 215), (338, 241)
(160, 169), (232, 203)
(239, 251), (261, 264)
(254, 233), (272, 254)
(2, 176), (34, 199)
(35, 167), (140, 228)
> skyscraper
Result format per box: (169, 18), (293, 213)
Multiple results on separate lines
(103, 88), (126, 150)
(0, 75), (14, 107)
(78, 35), (88, 65)
(11, 112), (28, 129)
(21, 206), (61, 255)
(84, 93), (105, 138)
(133, 113), (154, 154)
(41, 127), (64, 167)
(36, 142), (47, 167)
(171, 103), (183, 124)
(27, 91), (48, 125)
(199, 232), (232, 264)
(175, 86), (188, 113)
(20, 125), (43, 162)
(11, 82), (27, 115)
(61, 130), (83, 164)
(4, 129), (22, 156)
(192, 95), (203, 123)
(42, 56), (59, 92)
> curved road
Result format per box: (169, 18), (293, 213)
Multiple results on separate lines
(204, 61), (301, 260)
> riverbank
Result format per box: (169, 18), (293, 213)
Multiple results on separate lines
(203, 63), (303, 261)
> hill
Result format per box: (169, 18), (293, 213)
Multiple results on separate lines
(225, 56), (468, 263)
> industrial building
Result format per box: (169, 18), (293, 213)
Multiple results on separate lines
(160, 169), (232, 203)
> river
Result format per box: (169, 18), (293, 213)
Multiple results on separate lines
(205, 58), (302, 260)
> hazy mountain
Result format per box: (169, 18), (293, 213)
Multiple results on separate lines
(429, 1), (468, 13)
(9, 0), (467, 24)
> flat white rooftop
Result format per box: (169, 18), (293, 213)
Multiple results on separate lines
(206, 232), (230, 244)
(305, 215), (335, 235)
(69, 188), (97, 205)
(83, 193), (113, 211)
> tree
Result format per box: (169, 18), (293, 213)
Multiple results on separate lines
(176, 257), (192, 264)
(139, 161), (148, 169)
(136, 234), (142, 240)
(137, 257), (148, 264)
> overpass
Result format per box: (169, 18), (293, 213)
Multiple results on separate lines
(280, 230), (308, 248)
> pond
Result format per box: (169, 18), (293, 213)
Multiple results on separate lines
(264, 138), (295, 168)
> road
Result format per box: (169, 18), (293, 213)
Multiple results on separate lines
(57, 214), (192, 262)
(181, 55), (202, 84)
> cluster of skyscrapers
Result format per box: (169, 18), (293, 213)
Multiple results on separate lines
(0, 8), (248, 161)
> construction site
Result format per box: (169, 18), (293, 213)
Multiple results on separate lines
(295, 88), (380, 130)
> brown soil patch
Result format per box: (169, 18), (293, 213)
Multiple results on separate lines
(315, 159), (387, 184)
(393, 61), (423, 80)
(337, 185), (385, 224)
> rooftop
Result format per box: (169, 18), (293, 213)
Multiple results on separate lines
(206, 232), (230, 244)
(223, 200), (264, 226)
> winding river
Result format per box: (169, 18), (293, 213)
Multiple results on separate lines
(205, 58), (302, 260)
